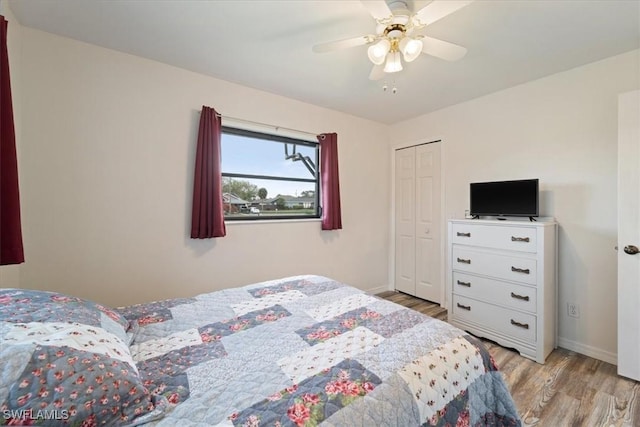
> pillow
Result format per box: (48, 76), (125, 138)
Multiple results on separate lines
(0, 288), (131, 343)
(0, 289), (167, 426)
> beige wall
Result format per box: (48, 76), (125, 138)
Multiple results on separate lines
(8, 1), (639, 363)
(16, 27), (391, 307)
(0, 1), (22, 287)
(390, 49), (640, 362)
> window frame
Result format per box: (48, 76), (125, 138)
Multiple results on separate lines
(221, 126), (321, 221)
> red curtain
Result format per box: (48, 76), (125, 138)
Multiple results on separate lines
(191, 106), (226, 238)
(318, 133), (342, 230)
(0, 16), (24, 265)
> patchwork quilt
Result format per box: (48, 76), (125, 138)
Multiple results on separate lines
(0, 276), (521, 426)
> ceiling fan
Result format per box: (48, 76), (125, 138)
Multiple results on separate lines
(312, 0), (473, 80)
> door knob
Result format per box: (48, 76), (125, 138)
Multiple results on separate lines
(624, 245), (639, 255)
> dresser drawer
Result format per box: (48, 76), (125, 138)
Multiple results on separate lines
(452, 295), (536, 343)
(452, 272), (537, 313)
(452, 247), (537, 285)
(451, 223), (537, 253)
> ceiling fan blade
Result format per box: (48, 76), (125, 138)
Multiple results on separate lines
(414, 0), (474, 26)
(312, 35), (371, 53)
(369, 64), (385, 81)
(360, 0), (393, 21)
(420, 36), (467, 61)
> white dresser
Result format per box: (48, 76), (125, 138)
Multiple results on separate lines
(447, 218), (557, 363)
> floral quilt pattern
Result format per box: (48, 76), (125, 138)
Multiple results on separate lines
(295, 307), (382, 345)
(0, 288), (130, 342)
(230, 359), (381, 427)
(3, 344), (158, 425)
(0, 289), (166, 426)
(117, 298), (197, 327)
(1, 278), (522, 426)
(115, 275), (521, 426)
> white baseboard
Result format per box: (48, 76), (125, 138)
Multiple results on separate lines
(558, 336), (617, 365)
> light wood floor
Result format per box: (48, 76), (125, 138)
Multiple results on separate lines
(377, 290), (640, 427)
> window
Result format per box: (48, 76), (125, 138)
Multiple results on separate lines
(221, 127), (320, 220)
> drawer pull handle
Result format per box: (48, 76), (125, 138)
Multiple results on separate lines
(456, 232), (471, 237)
(511, 292), (530, 301)
(511, 236), (530, 242)
(510, 319), (529, 329)
(457, 258), (471, 264)
(457, 303), (471, 311)
(457, 280), (471, 287)
(511, 266), (530, 274)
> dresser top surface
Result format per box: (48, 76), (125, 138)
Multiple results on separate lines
(449, 217), (557, 226)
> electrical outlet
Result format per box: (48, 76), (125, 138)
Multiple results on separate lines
(567, 303), (580, 318)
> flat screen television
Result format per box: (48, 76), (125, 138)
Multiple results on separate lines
(470, 179), (539, 218)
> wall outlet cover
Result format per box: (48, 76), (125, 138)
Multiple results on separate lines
(567, 303), (580, 318)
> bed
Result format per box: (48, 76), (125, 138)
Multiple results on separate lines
(0, 275), (521, 426)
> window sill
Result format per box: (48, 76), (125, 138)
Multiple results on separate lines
(225, 218), (321, 225)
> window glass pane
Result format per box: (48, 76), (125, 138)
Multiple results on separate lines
(220, 127), (320, 221)
(222, 177), (317, 218)
(222, 133), (316, 179)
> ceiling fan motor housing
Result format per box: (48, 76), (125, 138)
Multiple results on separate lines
(387, 0), (412, 17)
(384, 23), (407, 39)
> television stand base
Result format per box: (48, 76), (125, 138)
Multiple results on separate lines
(529, 216), (537, 222)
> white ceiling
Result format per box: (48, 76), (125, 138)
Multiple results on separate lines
(9, 0), (640, 124)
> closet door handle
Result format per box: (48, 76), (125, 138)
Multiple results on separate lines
(510, 319), (529, 329)
(457, 258), (471, 264)
(511, 266), (530, 274)
(511, 236), (530, 242)
(456, 232), (471, 237)
(457, 280), (471, 287)
(457, 303), (471, 311)
(510, 292), (530, 301)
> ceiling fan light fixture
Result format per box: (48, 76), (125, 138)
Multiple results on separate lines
(400, 37), (423, 62)
(367, 39), (391, 65)
(312, 0), (473, 78)
(383, 50), (403, 73)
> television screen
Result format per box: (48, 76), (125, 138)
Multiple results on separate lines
(470, 179), (539, 217)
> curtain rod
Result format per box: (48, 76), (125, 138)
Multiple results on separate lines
(213, 112), (323, 139)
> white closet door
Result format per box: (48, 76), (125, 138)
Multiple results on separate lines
(415, 143), (442, 303)
(395, 147), (416, 294)
(618, 90), (640, 381)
